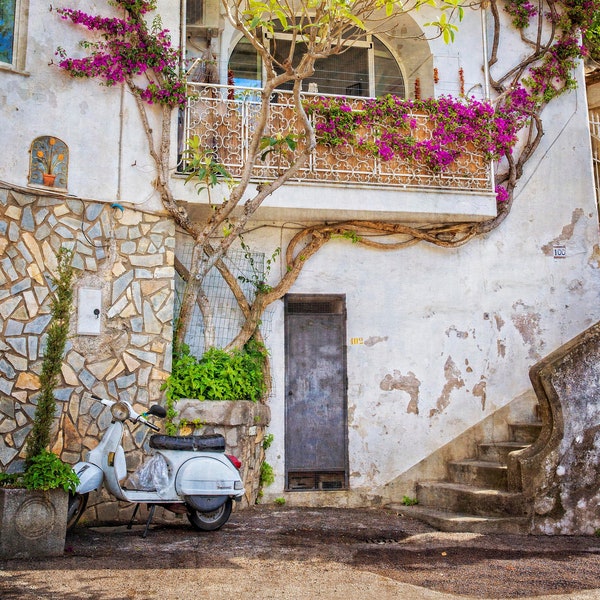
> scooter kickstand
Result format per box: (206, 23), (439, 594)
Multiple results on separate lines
(142, 504), (156, 538)
(128, 503), (141, 530)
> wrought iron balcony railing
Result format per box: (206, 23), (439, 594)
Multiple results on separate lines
(183, 83), (493, 193)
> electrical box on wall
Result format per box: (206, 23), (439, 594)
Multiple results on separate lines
(77, 288), (102, 335)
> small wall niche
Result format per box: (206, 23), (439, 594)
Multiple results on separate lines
(29, 136), (69, 190)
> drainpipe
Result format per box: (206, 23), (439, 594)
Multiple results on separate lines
(180, 0), (186, 72)
(480, 0), (495, 190)
(117, 83), (124, 203)
(480, 0), (491, 101)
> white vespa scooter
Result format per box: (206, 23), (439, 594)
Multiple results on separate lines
(68, 394), (245, 536)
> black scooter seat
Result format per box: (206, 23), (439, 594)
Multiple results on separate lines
(149, 433), (225, 452)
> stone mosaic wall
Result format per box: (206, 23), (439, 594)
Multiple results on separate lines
(0, 186), (175, 521)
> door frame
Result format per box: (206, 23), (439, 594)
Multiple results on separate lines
(283, 293), (349, 491)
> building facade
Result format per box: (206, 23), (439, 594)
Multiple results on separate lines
(1, 0), (599, 532)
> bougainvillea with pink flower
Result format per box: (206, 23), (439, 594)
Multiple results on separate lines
(55, 0), (600, 211)
(305, 94), (528, 175)
(56, 0), (186, 106)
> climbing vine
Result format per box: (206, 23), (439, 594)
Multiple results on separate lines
(56, 0), (186, 106)
(53, 0), (599, 371)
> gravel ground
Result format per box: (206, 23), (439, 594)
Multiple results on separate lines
(1, 506), (600, 599)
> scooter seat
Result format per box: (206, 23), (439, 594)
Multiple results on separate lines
(149, 433), (226, 452)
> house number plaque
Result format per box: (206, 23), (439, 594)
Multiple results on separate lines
(553, 245), (566, 259)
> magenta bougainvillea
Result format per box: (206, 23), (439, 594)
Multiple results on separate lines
(304, 94), (528, 175)
(56, 0), (186, 106)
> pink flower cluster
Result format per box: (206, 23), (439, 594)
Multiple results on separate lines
(56, 2), (186, 107)
(504, 0), (538, 29)
(305, 94), (527, 173)
(524, 35), (584, 102)
(495, 185), (510, 203)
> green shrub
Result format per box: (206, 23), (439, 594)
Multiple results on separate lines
(22, 450), (79, 493)
(260, 461), (275, 488)
(26, 247), (74, 463)
(164, 339), (267, 404)
(0, 450), (79, 493)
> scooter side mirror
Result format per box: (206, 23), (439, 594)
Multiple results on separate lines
(147, 405), (167, 418)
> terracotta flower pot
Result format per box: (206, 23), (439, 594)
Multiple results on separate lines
(42, 173), (56, 187)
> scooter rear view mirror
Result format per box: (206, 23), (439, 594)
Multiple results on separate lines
(147, 405), (167, 418)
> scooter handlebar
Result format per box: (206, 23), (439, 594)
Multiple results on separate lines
(90, 393), (161, 431)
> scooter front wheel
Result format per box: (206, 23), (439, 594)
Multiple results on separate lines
(67, 492), (89, 530)
(187, 498), (232, 531)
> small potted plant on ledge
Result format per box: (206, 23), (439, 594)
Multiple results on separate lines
(0, 247), (79, 559)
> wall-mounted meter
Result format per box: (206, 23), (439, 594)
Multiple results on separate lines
(77, 287), (102, 335)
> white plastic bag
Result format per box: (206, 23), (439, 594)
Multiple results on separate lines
(125, 454), (169, 493)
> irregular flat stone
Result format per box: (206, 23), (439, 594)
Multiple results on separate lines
(24, 314), (52, 334)
(15, 372), (40, 390)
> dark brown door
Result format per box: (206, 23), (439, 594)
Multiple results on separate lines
(284, 294), (348, 491)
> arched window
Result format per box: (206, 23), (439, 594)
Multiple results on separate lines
(228, 33), (405, 98)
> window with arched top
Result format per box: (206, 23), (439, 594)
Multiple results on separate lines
(29, 136), (68, 190)
(228, 32), (406, 98)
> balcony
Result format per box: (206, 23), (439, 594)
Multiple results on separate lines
(180, 83), (497, 223)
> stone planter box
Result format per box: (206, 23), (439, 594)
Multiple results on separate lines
(174, 399), (271, 507)
(0, 488), (68, 558)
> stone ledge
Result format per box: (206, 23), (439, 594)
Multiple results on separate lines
(175, 399), (270, 427)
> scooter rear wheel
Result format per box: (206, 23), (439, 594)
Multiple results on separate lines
(67, 492), (89, 530)
(187, 498), (232, 531)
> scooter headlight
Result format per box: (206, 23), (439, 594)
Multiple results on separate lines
(110, 401), (130, 421)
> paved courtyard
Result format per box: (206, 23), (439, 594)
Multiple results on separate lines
(1, 506), (600, 599)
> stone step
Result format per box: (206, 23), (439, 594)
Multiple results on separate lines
(477, 441), (529, 463)
(390, 504), (531, 534)
(448, 459), (508, 490)
(416, 481), (530, 517)
(509, 422), (542, 444)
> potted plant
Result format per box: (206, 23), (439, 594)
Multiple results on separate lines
(0, 247), (79, 558)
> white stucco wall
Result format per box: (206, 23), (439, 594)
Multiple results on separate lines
(0, 0), (180, 214)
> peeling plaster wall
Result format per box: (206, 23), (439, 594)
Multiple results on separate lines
(255, 79), (600, 512)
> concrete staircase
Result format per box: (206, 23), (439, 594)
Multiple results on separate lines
(389, 417), (542, 534)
